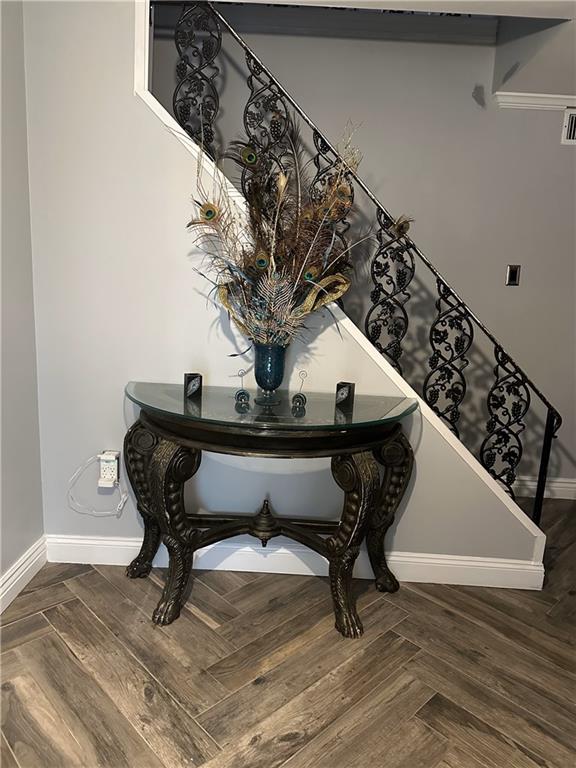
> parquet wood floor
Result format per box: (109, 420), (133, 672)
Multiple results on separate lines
(1, 499), (574, 767)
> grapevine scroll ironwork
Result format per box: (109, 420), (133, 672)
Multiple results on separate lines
(365, 208), (416, 372)
(243, 53), (290, 153)
(237, 53), (291, 197)
(309, 131), (353, 248)
(173, 3), (222, 157)
(423, 280), (474, 435)
(479, 346), (531, 497)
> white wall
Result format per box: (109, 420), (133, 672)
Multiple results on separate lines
(493, 17), (576, 96)
(1, 1), (45, 574)
(21, 1), (543, 572)
(152, 4), (576, 483)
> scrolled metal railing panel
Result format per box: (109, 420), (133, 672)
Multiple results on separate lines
(422, 280), (474, 436)
(243, 53), (290, 153)
(309, 131), (354, 250)
(173, 3), (222, 157)
(162, 1), (563, 522)
(239, 52), (292, 199)
(479, 345), (531, 498)
(365, 208), (416, 373)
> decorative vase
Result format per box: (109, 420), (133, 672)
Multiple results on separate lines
(254, 343), (287, 405)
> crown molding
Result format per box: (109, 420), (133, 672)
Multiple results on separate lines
(494, 91), (576, 110)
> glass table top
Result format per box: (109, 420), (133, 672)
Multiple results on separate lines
(125, 382), (418, 432)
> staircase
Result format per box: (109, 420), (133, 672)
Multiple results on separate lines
(151, 1), (561, 525)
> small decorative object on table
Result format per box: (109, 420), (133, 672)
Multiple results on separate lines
(235, 368), (250, 413)
(335, 381), (356, 424)
(183, 373), (203, 417)
(291, 370), (308, 416)
(336, 381), (355, 411)
(186, 116), (366, 401)
(184, 373), (203, 399)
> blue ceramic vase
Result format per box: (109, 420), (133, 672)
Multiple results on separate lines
(254, 343), (286, 403)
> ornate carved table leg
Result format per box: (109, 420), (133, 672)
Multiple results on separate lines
(124, 417), (201, 625)
(148, 438), (201, 625)
(367, 425), (414, 593)
(124, 421), (162, 578)
(328, 452), (380, 638)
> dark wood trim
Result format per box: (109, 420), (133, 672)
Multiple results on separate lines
(140, 409), (401, 458)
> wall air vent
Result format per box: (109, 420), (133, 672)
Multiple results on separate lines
(561, 109), (576, 145)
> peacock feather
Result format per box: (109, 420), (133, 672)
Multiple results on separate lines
(187, 115), (399, 346)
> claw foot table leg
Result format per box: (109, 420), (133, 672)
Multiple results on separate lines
(124, 421), (162, 578)
(124, 418), (201, 625)
(126, 514), (161, 579)
(328, 452), (380, 638)
(367, 426), (414, 593)
(152, 535), (194, 625)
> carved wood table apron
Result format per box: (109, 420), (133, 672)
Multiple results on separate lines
(124, 382), (418, 639)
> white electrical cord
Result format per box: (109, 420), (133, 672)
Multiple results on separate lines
(67, 455), (129, 518)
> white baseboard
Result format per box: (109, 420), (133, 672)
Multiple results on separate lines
(45, 535), (544, 590)
(516, 476), (576, 500)
(0, 537), (47, 613)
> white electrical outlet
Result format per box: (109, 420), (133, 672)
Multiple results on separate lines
(98, 451), (120, 488)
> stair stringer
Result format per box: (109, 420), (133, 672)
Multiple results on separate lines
(133, 0), (545, 588)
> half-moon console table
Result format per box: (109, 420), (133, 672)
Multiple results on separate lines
(123, 381), (417, 638)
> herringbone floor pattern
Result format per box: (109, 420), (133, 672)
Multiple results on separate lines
(1, 499), (575, 767)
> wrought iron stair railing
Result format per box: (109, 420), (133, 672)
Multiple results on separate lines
(152, 1), (562, 525)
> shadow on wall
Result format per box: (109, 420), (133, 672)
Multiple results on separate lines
(494, 17), (570, 90)
(346, 256), (571, 485)
(339, 186), (569, 486)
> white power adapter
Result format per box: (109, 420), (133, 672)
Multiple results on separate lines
(97, 450), (120, 488)
(68, 451), (128, 517)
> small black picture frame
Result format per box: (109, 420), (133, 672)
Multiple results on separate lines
(335, 381), (355, 423)
(184, 373), (203, 400)
(336, 381), (355, 410)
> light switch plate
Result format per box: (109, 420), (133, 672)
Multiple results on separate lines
(506, 265), (521, 286)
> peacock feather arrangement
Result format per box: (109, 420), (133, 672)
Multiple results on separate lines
(186, 118), (367, 348)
